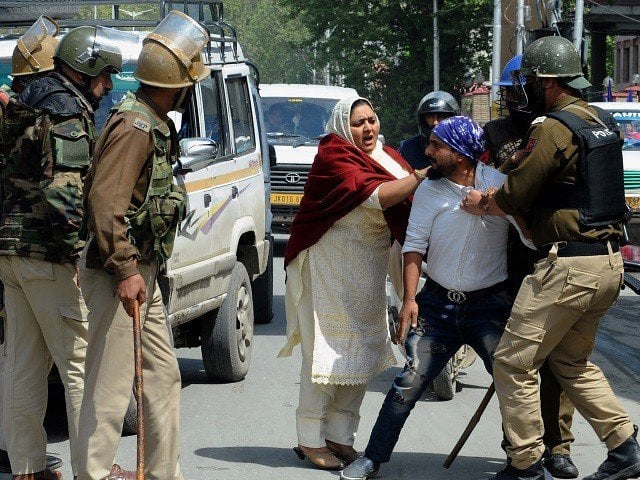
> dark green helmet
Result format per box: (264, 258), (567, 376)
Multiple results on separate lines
(54, 26), (123, 77)
(520, 36), (591, 89)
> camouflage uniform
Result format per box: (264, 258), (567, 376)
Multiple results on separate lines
(0, 71), (93, 475)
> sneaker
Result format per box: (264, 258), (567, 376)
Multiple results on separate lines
(340, 456), (380, 480)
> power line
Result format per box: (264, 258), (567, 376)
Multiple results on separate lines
(586, 0), (640, 25)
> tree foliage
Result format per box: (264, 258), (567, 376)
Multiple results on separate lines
(223, 0), (313, 84)
(277, 0), (493, 145)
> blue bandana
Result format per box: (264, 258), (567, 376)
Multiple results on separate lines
(432, 116), (485, 162)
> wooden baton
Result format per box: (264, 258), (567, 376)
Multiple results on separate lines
(133, 300), (145, 480)
(443, 382), (495, 469)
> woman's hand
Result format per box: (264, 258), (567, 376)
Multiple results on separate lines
(396, 298), (419, 345)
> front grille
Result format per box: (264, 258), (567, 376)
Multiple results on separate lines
(271, 164), (310, 193)
(625, 170), (640, 191)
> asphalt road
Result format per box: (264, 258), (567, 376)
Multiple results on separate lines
(11, 244), (640, 480)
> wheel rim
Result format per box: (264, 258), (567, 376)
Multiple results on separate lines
(235, 283), (252, 361)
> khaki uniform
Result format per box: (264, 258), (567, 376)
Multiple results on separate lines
(485, 114), (577, 456)
(0, 73), (93, 475)
(493, 95), (634, 469)
(77, 90), (183, 480)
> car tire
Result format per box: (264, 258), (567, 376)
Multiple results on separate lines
(433, 359), (455, 401)
(200, 261), (253, 382)
(122, 393), (137, 436)
(252, 236), (273, 324)
(0, 1), (79, 22)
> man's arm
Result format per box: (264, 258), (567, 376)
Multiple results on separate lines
(397, 251), (423, 344)
(87, 112), (154, 316)
(40, 116), (90, 264)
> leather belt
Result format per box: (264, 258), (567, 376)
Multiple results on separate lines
(424, 277), (507, 305)
(536, 240), (619, 259)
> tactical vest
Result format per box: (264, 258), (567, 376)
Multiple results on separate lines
(535, 107), (626, 229)
(117, 93), (186, 265)
(0, 99), (93, 263)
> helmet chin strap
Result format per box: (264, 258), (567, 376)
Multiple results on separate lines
(173, 87), (191, 114)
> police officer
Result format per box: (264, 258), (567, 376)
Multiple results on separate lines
(0, 16), (63, 476)
(0, 16), (59, 106)
(76, 11), (210, 480)
(468, 36), (639, 480)
(485, 54), (580, 479)
(398, 91), (460, 169)
(483, 55), (533, 171)
(0, 24), (123, 480)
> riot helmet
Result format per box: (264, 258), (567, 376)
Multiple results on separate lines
(54, 26), (135, 77)
(511, 36), (590, 114)
(416, 91), (460, 139)
(134, 10), (211, 88)
(12, 16), (59, 77)
(495, 54), (529, 121)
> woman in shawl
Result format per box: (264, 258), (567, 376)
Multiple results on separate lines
(279, 97), (430, 470)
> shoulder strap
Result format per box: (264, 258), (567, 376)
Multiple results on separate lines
(563, 104), (608, 128)
(546, 109), (591, 133)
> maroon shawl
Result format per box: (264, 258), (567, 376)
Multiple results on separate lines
(284, 133), (413, 267)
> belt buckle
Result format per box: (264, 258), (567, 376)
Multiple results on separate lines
(446, 289), (466, 304)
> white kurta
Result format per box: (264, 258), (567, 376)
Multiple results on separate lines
(279, 143), (407, 386)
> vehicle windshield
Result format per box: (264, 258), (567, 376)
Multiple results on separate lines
(262, 96), (339, 145)
(609, 110), (640, 151)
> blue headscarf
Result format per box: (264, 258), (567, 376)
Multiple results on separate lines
(432, 116), (485, 162)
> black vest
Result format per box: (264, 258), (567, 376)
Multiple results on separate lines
(536, 107), (626, 229)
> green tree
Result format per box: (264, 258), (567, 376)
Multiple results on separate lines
(278, 0), (492, 145)
(223, 0), (313, 84)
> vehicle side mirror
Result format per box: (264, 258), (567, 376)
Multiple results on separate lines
(176, 138), (218, 173)
(268, 143), (277, 168)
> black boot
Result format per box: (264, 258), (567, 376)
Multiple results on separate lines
(489, 459), (553, 480)
(544, 454), (579, 479)
(583, 433), (640, 480)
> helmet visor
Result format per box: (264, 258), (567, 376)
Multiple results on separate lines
(510, 70), (529, 111)
(76, 26), (139, 72)
(146, 10), (209, 81)
(19, 15), (58, 54)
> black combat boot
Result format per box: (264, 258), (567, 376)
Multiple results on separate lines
(489, 458), (553, 480)
(583, 433), (640, 480)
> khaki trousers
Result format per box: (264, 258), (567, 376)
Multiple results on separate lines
(494, 244), (635, 469)
(540, 361), (575, 455)
(77, 261), (182, 480)
(0, 256), (87, 475)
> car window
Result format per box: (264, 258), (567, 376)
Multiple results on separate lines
(607, 110), (640, 151)
(200, 75), (229, 156)
(261, 96), (338, 145)
(226, 77), (255, 155)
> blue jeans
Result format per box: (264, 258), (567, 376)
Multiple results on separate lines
(364, 282), (511, 464)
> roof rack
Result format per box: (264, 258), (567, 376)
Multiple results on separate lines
(0, 0), (240, 64)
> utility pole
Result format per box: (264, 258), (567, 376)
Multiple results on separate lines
(573, 0), (584, 53)
(433, 0), (440, 91)
(516, 0), (525, 54)
(490, 0), (502, 103)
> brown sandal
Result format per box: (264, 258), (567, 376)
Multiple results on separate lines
(293, 445), (344, 470)
(326, 439), (359, 464)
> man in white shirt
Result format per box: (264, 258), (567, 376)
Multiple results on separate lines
(341, 116), (532, 480)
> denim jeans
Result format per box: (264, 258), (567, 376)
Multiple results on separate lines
(364, 282), (511, 464)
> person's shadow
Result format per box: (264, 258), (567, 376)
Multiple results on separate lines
(193, 445), (505, 477)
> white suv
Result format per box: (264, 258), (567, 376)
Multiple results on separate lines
(0, 0), (273, 386)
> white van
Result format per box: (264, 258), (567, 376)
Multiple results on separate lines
(260, 83), (358, 233)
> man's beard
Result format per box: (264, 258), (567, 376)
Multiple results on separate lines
(429, 158), (456, 179)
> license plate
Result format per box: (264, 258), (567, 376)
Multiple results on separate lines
(271, 193), (303, 205)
